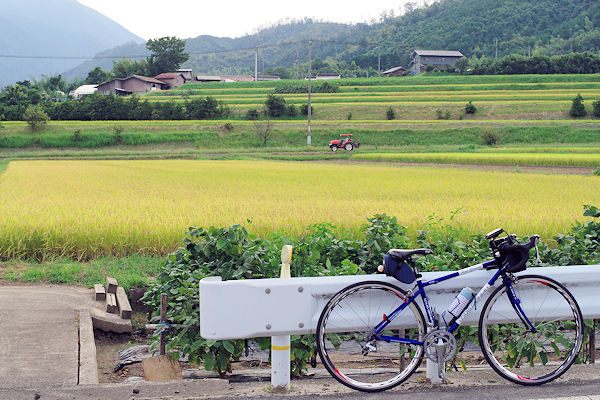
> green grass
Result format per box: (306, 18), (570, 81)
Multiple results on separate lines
(0, 255), (163, 289)
(0, 161), (8, 175)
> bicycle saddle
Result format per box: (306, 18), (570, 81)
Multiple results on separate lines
(388, 248), (433, 260)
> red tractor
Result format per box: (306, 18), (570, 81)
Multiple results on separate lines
(329, 133), (360, 152)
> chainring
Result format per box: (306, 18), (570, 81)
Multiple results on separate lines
(423, 329), (456, 363)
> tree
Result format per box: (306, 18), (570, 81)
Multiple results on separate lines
(86, 67), (112, 84)
(23, 105), (49, 131)
(265, 94), (286, 117)
(112, 58), (148, 78)
(146, 37), (189, 76)
(570, 93), (587, 117)
(254, 108), (273, 146)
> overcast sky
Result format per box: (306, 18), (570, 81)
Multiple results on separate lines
(77, 0), (414, 40)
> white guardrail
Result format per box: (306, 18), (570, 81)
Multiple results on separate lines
(200, 265), (600, 339)
(199, 264), (600, 389)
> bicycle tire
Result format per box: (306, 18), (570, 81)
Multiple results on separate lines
(478, 274), (583, 385)
(316, 281), (426, 392)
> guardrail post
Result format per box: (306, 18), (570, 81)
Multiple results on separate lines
(271, 245), (293, 392)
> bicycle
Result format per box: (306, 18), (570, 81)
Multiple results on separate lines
(316, 229), (584, 392)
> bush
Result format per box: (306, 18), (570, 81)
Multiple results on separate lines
(245, 109), (259, 120)
(143, 207), (600, 377)
(465, 101), (477, 114)
(286, 104), (298, 117)
(592, 100), (600, 117)
(570, 93), (587, 117)
(300, 103), (313, 116)
(265, 94), (286, 117)
(386, 106), (395, 120)
(436, 109), (451, 120)
(347, 112), (352, 120)
(23, 105), (49, 131)
(480, 130), (499, 146)
(72, 129), (82, 142)
(112, 126), (123, 145)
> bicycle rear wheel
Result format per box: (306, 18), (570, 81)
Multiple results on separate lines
(478, 274), (583, 385)
(316, 281), (426, 392)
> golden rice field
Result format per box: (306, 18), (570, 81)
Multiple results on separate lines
(352, 152), (600, 166)
(0, 160), (598, 260)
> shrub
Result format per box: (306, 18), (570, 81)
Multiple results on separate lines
(592, 100), (600, 117)
(72, 129), (82, 142)
(23, 105), (49, 131)
(386, 106), (395, 120)
(286, 104), (298, 117)
(265, 94), (286, 117)
(300, 103), (313, 116)
(245, 109), (259, 120)
(112, 126), (123, 145)
(347, 112), (352, 120)
(465, 101), (477, 114)
(480, 130), (499, 146)
(436, 109), (451, 120)
(570, 93), (587, 117)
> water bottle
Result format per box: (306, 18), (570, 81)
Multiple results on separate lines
(442, 287), (474, 326)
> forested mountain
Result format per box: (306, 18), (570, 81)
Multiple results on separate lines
(0, 0), (143, 86)
(45, 0), (600, 81)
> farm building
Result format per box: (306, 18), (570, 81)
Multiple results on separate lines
(71, 84), (98, 99)
(154, 72), (187, 89)
(177, 68), (193, 82)
(382, 66), (406, 77)
(409, 50), (464, 74)
(97, 75), (167, 96)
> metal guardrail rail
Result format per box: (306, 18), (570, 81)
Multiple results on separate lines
(200, 265), (600, 340)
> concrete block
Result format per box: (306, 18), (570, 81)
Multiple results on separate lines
(106, 277), (118, 294)
(106, 293), (118, 314)
(116, 287), (132, 319)
(91, 308), (132, 333)
(94, 284), (106, 301)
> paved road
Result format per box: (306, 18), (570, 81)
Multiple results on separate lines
(0, 285), (94, 389)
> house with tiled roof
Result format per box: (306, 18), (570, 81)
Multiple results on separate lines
(409, 50), (464, 74)
(382, 66), (406, 77)
(97, 75), (167, 96)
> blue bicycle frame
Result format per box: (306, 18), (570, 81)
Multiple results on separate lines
(370, 259), (537, 345)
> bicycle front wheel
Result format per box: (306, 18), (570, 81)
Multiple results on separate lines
(316, 281), (426, 392)
(479, 274), (583, 385)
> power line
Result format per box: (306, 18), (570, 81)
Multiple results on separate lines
(0, 37), (403, 61)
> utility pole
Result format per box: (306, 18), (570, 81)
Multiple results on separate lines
(296, 48), (300, 80)
(307, 39), (312, 147)
(495, 38), (498, 60)
(378, 54), (381, 76)
(255, 46), (258, 81)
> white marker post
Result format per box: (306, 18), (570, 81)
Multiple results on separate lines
(271, 245), (293, 391)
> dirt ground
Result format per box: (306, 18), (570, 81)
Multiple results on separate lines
(94, 329), (148, 383)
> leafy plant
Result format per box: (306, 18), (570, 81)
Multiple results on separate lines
(23, 105), (49, 131)
(386, 106), (395, 120)
(347, 112), (352, 120)
(480, 130), (499, 146)
(112, 125), (123, 145)
(245, 108), (259, 120)
(592, 100), (600, 117)
(465, 101), (477, 114)
(570, 93), (587, 117)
